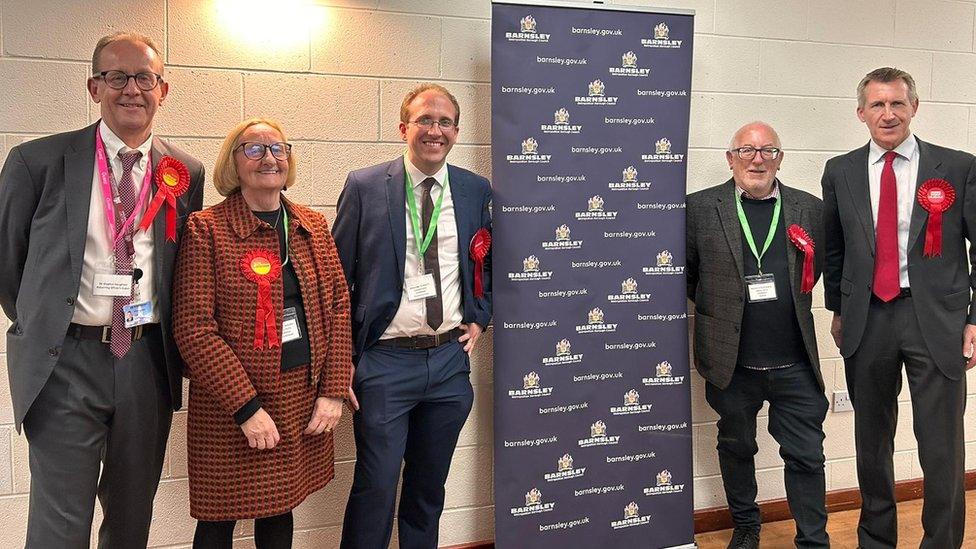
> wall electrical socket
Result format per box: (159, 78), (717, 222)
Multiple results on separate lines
(832, 390), (853, 412)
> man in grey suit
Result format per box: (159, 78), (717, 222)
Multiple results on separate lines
(0, 32), (204, 547)
(688, 122), (828, 549)
(822, 67), (976, 549)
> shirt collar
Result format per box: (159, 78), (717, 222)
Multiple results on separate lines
(404, 156), (448, 188)
(868, 133), (917, 164)
(98, 120), (153, 161)
(735, 179), (780, 200)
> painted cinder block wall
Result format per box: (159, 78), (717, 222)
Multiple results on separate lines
(0, 0), (975, 546)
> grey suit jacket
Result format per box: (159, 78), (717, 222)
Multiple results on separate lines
(822, 138), (976, 380)
(0, 122), (205, 429)
(686, 179), (825, 390)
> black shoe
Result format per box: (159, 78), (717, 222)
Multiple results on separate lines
(727, 527), (760, 549)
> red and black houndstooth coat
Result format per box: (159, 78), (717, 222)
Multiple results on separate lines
(173, 190), (352, 520)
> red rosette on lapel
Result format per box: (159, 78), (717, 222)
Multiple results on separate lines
(916, 178), (955, 257)
(469, 228), (492, 298)
(240, 250), (282, 349)
(787, 224), (815, 294)
(139, 156), (190, 241)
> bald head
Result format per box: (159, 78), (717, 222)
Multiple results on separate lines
(729, 121), (781, 150)
(726, 121), (784, 198)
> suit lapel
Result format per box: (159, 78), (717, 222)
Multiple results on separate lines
(779, 184), (801, 298)
(448, 165), (469, 268)
(64, 124), (98, 285)
(386, 159), (407, 281)
(149, 138), (170, 297)
(716, 180), (745, 279)
(842, 144), (875, 251)
(908, 139), (946, 253)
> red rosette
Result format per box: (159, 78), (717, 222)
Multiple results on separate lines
(139, 156), (191, 241)
(240, 249), (282, 349)
(469, 228), (492, 298)
(916, 178), (955, 257)
(787, 224), (815, 294)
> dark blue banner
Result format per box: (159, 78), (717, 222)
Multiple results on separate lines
(491, 2), (695, 547)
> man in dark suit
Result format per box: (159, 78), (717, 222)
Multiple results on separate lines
(822, 67), (976, 549)
(688, 122), (828, 549)
(333, 83), (492, 549)
(0, 33), (204, 547)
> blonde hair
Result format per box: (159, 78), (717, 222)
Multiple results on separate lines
(213, 118), (297, 197)
(92, 32), (164, 74)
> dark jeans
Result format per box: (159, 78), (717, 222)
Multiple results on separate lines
(705, 363), (829, 548)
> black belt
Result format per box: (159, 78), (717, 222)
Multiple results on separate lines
(376, 327), (464, 350)
(67, 322), (158, 344)
(873, 287), (911, 303)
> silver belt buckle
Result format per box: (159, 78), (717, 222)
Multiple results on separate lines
(100, 326), (111, 344)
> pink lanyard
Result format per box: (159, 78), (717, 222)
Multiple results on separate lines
(95, 129), (153, 246)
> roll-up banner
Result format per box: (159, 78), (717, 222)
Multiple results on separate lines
(491, 1), (695, 547)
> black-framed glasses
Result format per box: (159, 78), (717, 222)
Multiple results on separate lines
(237, 142), (292, 161)
(730, 146), (781, 160)
(93, 70), (164, 91)
(409, 117), (457, 130)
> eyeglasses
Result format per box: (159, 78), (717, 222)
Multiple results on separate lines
(93, 70), (164, 91)
(408, 117), (457, 130)
(730, 146), (781, 160)
(236, 142), (292, 161)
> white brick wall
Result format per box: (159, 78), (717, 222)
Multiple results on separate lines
(1, 0), (975, 546)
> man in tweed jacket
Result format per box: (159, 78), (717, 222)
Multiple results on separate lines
(686, 122), (827, 549)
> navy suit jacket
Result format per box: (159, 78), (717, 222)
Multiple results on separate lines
(332, 157), (492, 363)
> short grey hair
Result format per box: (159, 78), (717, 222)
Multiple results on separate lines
(728, 121), (782, 150)
(857, 67), (918, 108)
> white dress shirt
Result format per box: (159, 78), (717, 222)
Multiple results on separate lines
(867, 134), (919, 288)
(381, 158), (463, 338)
(72, 121), (158, 325)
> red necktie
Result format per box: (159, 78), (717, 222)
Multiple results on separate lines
(872, 150), (900, 302)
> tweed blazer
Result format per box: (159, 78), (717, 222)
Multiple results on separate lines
(173, 190), (352, 414)
(686, 179), (824, 390)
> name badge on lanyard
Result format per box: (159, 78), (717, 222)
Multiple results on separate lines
(404, 164), (448, 302)
(736, 189), (782, 303)
(281, 306), (302, 343)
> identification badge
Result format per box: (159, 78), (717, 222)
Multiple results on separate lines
(92, 273), (132, 297)
(281, 307), (302, 343)
(123, 300), (153, 328)
(405, 273), (437, 301)
(745, 274), (777, 303)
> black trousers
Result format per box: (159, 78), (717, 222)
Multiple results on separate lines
(705, 362), (829, 548)
(846, 296), (966, 549)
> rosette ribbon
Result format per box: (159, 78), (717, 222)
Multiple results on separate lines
(138, 156), (190, 241)
(469, 228), (492, 298)
(240, 250), (282, 349)
(787, 224), (815, 294)
(916, 178), (955, 257)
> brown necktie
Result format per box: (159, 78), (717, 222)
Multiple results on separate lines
(110, 150), (141, 358)
(421, 177), (443, 331)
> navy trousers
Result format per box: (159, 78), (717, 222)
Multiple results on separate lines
(340, 339), (474, 549)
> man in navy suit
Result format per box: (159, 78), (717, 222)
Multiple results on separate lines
(333, 83), (492, 549)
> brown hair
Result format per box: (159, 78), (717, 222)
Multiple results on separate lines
(857, 67), (918, 108)
(91, 32), (164, 74)
(213, 118), (297, 197)
(399, 83), (461, 125)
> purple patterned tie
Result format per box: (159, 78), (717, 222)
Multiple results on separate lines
(110, 150), (141, 358)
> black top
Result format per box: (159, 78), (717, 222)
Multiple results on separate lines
(234, 207), (312, 425)
(736, 196), (808, 369)
(253, 208), (312, 371)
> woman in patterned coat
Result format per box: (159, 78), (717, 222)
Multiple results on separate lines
(173, 117), (353, 548)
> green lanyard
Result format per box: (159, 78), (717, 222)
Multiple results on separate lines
(735, 190), (781, 274)
(281, 205), (290, 266)
(405, 168), (449, 257)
